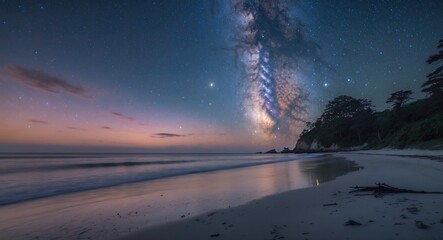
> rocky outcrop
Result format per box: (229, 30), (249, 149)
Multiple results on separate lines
(294, 140), (310, 151)
(265, 149), (277, 153)
(280, 147), (292, 153)
(294, 139), (367, 152)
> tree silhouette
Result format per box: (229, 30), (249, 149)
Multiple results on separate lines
(320, 95), (373, 124)
(386, 90), (413, 110)
(422, 39), (443, 97)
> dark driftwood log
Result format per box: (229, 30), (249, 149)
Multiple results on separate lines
(350, 183), (442, 197)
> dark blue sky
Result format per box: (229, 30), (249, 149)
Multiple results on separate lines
(300, 0), (443, 110)
(0, 0), (442, 152)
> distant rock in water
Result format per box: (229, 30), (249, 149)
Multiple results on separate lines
(265, 149), (277, 154)
(281, 147), (292, 153)
(260, 148), (294, 154)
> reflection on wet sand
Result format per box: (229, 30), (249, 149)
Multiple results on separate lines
(299, 155), (363, 186)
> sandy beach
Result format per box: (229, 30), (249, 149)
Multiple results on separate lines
(1, 151), (442, 240)
(121, 150), (443, 240)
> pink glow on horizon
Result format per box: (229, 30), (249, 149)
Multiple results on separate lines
(0, 81), (283, 151)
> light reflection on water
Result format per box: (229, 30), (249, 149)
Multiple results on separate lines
(0, 153), (324, 205)
(0, 155), (361, 240)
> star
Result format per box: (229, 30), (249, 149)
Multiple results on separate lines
(209, 82), (214, 88)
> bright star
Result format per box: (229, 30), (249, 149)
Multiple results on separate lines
(209, 82), (214, 87)
(324, 83), (328, 87)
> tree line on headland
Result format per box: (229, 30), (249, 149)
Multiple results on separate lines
(294, 38), (443, 152)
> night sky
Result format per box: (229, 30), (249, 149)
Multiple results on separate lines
(1, 0), (442, 153)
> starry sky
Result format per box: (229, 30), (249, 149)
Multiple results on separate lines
(0, 0), (442, 153)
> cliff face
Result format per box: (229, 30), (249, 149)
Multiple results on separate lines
(294, 140), (310, 151)
(294, 140), (366, 152)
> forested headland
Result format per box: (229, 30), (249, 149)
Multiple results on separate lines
(295, 39), (443, 151)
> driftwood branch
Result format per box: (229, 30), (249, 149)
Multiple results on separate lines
(350, 183), (442, 197)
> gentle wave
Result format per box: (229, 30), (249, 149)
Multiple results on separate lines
(0, 153), (323, 205)
(0, 160), (197, 174)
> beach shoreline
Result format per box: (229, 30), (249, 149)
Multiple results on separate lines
(1, 150), (442, 240)
(0, 153), (354, 240)
(121, 150), (443, 240)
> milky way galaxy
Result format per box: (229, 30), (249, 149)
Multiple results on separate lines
(232, 0), (321, 138)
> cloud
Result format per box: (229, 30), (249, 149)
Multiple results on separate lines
(151, 133), (192, 138)
(111, 112), (134, 121)
(66, 126), (86, 131)
(29, 119), (48, 124)
(0, 64), (91, 98)
(101, 126), (112, 130)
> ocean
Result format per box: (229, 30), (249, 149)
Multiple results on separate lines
(0, 153), (330, 205)
(0, 153), (361, 240)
